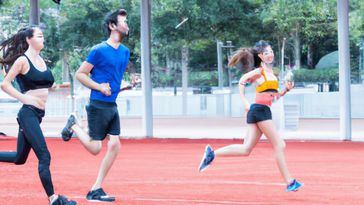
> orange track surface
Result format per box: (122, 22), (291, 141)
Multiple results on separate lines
(0, 138), (364, 205)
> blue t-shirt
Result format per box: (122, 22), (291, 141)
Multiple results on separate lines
(86, 42), (130, 102)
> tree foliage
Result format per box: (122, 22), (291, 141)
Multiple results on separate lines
(0, 0), (363, 85)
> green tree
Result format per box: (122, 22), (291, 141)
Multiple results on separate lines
(152, 0), (263, 87)
(261, 0), (336, 69)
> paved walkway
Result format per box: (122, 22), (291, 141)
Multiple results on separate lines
(1, 117), (363, 141)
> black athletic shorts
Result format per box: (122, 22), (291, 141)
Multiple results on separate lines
(86, 100), (120, 140)
(246, 104), (272, 124)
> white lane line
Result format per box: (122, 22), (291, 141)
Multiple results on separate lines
(134, 197), (283, 205)
(118, 180), (285, 186)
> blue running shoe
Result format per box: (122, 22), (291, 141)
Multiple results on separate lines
(86, 188), (115, 202)
(286, 179), (303, 192)
(198, 145), (215, 172)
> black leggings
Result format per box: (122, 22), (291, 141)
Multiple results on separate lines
(0, 105), (54, 197)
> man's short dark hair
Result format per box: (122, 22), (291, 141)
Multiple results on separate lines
(103, 9), (127, 36)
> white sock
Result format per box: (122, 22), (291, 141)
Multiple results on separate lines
(49, 195), (59, 205)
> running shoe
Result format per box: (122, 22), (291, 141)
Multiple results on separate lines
(86, 188), (115, 202)
(61, 113), (77, 141)
(198, 145), (215, 172)
(51, 195), (77, 205)
(286, 179), (303, 192)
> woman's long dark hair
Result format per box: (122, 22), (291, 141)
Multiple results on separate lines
(0, 27), (38, 73)
(228, 40), (271, 72)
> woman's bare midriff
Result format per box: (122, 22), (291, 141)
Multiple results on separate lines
(255, 91), (279, 106)
(24, 88), (49, 110)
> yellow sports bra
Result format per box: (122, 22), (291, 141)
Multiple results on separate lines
(255, 68), (279, 93)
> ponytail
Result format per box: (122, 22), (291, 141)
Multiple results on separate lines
(228, 48), (254, 72)
(228, 40), (271, 73)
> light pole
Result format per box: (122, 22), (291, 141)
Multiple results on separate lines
(140, 0), (153, 137)
(226, 41), (234, 117)
(337, 0), (352, 141)
(175, 17), (189, 115)
(226, 41), (234, 88)
(216, 40), (235, 116)
(281, 37), (286, 80)
(359, 38), (364, 84)
(216, 40), (235, 88)
(29, 0), (39, 26)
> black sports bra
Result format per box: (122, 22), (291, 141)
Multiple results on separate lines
(16, 55), (54, 93)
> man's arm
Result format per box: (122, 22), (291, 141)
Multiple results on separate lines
(75, 61), (111, 96)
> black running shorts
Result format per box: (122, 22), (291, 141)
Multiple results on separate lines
(86, 100), (120, 140)
(246, 104), (272, 124)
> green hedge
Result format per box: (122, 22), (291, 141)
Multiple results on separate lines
(293, 68), (338, 83)
(189, 71), (218, 87)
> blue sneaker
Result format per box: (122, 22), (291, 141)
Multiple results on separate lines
(86, 188), (115, 202)
(286, 179), (303, 192)
(198, 145), (215, 172)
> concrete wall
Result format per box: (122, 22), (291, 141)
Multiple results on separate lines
(0, 85), (363, 119)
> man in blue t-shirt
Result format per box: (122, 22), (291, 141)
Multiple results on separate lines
(60, 9), (130, 202)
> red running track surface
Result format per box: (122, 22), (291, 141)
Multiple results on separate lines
(0, 138), (364, 205)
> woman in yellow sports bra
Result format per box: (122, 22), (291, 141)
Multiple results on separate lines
(198, 40), (302, 192)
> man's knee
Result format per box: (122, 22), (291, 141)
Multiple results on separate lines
(107, 136), (121, 153)
(90, 141), (102, 155)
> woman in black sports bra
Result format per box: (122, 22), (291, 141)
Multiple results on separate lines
(0, 27), (76, 205)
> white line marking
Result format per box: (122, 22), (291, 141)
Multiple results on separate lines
(114, 180), (285, 186)
(134, 197), (282, 205)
